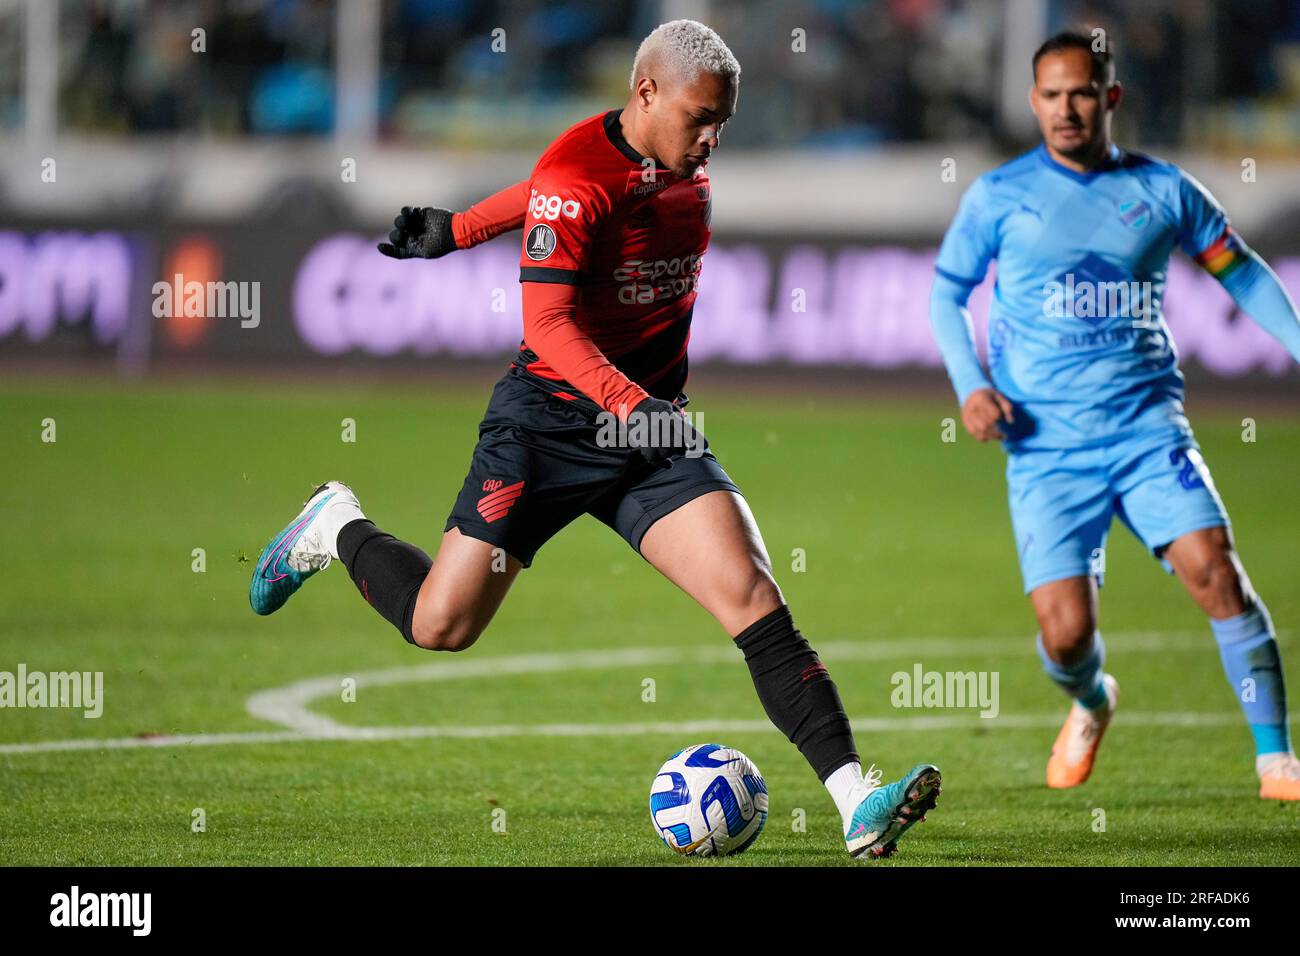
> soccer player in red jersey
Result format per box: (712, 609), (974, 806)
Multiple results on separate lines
(250, 19), (940, 857)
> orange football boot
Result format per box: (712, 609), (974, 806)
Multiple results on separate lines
(1046, 674), (1119, 789)
(1258, 753), (1300, 801)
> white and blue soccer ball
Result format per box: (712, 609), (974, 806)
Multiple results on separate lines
(649, 743), (768, 857)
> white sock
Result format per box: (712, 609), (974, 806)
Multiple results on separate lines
(825, 761), (871, 831)
(315, 491), (364, 561)
(1256, 751), (1293, 775)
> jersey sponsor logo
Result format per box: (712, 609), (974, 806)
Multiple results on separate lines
(477, 480), (525, 523)
(525, 224), (556, 261)
(1118, 199), (1152, 229)
(529, 190), (580, 221)
(633, 177), (670, 197)
(613, 253), (702, 304)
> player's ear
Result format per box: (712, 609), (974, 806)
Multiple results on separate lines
(636, 76), (657, 112)
(1106, 83), (1123, 110)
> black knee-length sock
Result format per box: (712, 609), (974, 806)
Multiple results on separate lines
(337, 519), (432, 644)
(734, 605), (859, 781)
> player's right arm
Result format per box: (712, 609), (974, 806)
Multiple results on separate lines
(929, 177), (1014, 442)
(521, 282), (649, 414)
(377, 180), (529, 259)
(516, 161), (649, 415)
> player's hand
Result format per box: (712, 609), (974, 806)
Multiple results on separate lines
(961, 387), (1015, 442)
(377, 206), (457, 259)
(627, 396), (703, 467)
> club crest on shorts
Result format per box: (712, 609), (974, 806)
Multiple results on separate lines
(477, 480), (525, 523)
(525, 224), (556, 261)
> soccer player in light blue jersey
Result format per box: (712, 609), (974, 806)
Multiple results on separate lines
(930, 32), (1300, 799)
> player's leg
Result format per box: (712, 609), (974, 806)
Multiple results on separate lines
(1116, 441), (1296, 798)
(1161, 525), (1248, 616)
(249, 372), (588, 650)
(636, 488), (783, 633)
(1009, 448), (1119, 788)
(1031, 574), (1106, 703)
(341, 522), (522, 651)
(1162, 526), (1296, 798)
(1030, 576), (1119, 788)
(249, 478), (523, 649)
(629, 481), (940, 858)
(338, 377), (608, 650)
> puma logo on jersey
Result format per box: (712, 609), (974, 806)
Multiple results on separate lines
(529, 190), (580, 221)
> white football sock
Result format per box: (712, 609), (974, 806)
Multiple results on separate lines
(1256, 751), (1295, 776)
(316, 491), (364, 561)
(825, 761), (871, 830)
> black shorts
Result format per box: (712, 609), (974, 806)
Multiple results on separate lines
(445, 367), (741, 568)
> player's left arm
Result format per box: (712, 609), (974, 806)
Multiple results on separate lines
(378, 180), (529, 259)
(1179, 173), (1300, 363)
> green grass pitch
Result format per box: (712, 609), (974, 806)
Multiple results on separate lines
(1, 373), (1297, 866)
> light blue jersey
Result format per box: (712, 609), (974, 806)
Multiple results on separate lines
(934, 143), (1233, 450)
(930, 140), (1299, 759)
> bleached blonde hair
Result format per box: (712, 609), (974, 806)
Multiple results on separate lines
(630, 19), (740, 91)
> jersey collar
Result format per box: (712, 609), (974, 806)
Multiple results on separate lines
(1035, 142), (1124, 185)
(603, 109), (672, 174)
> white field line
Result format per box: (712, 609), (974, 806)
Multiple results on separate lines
(0, 632), (1231, 755)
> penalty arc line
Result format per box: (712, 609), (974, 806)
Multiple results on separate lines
(0, 632), (1240, 755)
(0, 712), (1245, 755)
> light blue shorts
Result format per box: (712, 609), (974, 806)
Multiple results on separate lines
(1006, 436), (1229, 594)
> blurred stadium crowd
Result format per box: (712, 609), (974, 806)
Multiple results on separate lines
(1, 0), (1297, 150)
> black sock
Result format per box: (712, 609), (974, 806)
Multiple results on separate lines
(734, 605), (858, 782)
(337, 519), (432, 645)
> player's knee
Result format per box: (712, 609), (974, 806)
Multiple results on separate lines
(409, 608), (482, 652)
(1186, 551), (1246, 615)
(727, 567), (784, 632)
(1038, 603), (1096, 664)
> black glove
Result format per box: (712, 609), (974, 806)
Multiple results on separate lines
(626, 396), (703, 468)
(377, 206), (457, 259)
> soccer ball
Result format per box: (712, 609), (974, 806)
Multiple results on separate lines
(649, 743), (768, 857)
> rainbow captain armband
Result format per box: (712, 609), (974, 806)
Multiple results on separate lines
(1195, 227), (1250, 281)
